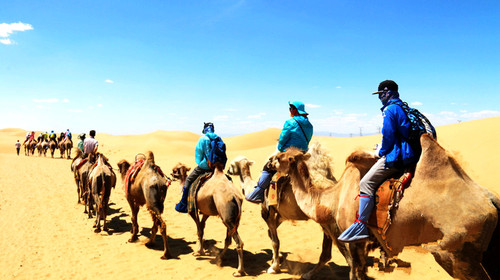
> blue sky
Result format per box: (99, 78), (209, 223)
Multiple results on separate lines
(1, 0), (499, 136)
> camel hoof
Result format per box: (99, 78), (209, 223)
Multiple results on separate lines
(232, 271), (246, 277)
(193, 251), (204, 257)
(267, 266), (280, 274)
(94, 228), (101, 233)
(145, 241), (154, 248)
(128, 236), (138, 243)
(160, 253), (172, 260)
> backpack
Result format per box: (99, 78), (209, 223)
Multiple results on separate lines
(207, 136), (227, 169)
(394, 101), (437, 146)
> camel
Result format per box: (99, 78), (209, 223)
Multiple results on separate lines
(36, 141), (44, 156)
(41, 140), (48, 157)
(71, 149), (85, 204)
(117, 151), (171, 260)
(171, 162), (246, 277)
(62, 137), (73, 159)
(271, 134), (500, 280)
(59, 138), (66, 158)
(226, 142), (339, 276)
(88, 153), (116, 233)
(24, 139), (37, 156)
(48, 139), (57, 158)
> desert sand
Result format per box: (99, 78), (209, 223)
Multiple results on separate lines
(1, 116), (499, 280)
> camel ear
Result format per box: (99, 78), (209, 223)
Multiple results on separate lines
(187, 167), (191, 172)
(303, 153), (311, 161)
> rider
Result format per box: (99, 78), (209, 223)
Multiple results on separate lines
(338, 80), (418, 243)
(63, 129), (72, 142)
(77, 133), (86, 152)
(245, 101), (313, 203)
(83, 130), (98, 157)
(174, 122), (221, 213)
(23, 131), (35, 145)
(49, 130), (58, 148)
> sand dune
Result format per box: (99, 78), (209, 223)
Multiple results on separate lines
(1, 117), (498, 280)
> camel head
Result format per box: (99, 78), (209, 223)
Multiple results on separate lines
(171, 163), (190, 182)
(227, 156), (254, 176)
(272, 148), (311, 174)
(117, 159), (131, 180)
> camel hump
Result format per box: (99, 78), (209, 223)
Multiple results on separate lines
(146, 151), (155, 166)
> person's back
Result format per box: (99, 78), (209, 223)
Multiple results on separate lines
(77, 133), (86, 152)
(83, 130), (98, 156)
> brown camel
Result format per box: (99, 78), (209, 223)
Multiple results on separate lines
(25, 139), (37, 156)
(71, 149), (85, 204)
(41, 140), (48, 157)
(272, 134), (500, 280)
(76, 153), (97, 217)
(171, 162), (246, 277)
(48, 139), (57, 158)
(36, 141), (43, 156)
(117, 151), (171, 260)
(61, 138), (73, 159)
(227, 141), (339, 276)
(88, 153), (116, 233)
(59, 138), (66, 158)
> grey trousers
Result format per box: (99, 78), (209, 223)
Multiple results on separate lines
(184, 166), (210, 191)
(359, 156), (400, 196)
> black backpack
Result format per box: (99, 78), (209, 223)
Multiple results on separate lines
(207, 136), (227, 169)
(394, 101), (437, 145)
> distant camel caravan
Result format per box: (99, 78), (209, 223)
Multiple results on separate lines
(117, 151), (171, 260)
(271, 134), (500, 280)
(171, 162), (246, 277)
(227, 142), (338, 277)
(88, 153), (116, 233)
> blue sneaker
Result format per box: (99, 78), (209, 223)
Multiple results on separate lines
(338, 194), (374, 242)
(175, 201), (187, 213)
(245, 186), (265, 204)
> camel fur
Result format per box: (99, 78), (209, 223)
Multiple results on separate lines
(171, 162), (246, 277)
(272, 134), (500, 280)
(117, 151), (171, 260)
(71, 149), (85, 204)
(88, 153), (116, 233)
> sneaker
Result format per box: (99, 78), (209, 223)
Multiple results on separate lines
(175, 201), (187, 213)
(245, 186), (265, 204)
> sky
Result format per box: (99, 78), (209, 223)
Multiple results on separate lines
(1, 0), (499, 137)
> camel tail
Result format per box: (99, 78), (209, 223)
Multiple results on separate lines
(145, 151), (155, 167)
(483, 197), (500, 279)
(99, 171), (106, 212)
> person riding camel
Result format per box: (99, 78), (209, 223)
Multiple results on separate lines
(63, 129), (72, 142)
(175, 122), (222, 213)
(23, 131), (35, 145)
(77, 133), (86, 153)
(338, 80), (419, 243)
(49, 130), (58, 149)
(83, 130), (98, 158)
(245, 101), (314, 203)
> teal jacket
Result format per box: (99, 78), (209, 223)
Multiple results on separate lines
(277, 115), (313, 152)
(195, 132), (219, 170)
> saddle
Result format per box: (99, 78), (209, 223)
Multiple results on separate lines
(124, 160), (145, 197)
(266, 174), (290, 207)
(367, 168), (415, 252)
(187, 171), (213, 214)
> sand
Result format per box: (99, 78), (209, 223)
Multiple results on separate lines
(1, 116), (498, 280)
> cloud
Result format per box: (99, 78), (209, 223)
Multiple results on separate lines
(0, 38), (12, 45)
(411, 101), (423, 106)
(461, 110), (500, 119)
(105, 79), (114, 83)
(0, 22), (33, 45)
(67, 109), (83, 113)
(62, 98), (69, 103)
(306, 103), (321, 109)
(336, 86), (342, 89)
(97, 104), (103, 107)
(214, 115), (229, 121)
(33, 98), (59, 103)
(247, 112), (266, 119)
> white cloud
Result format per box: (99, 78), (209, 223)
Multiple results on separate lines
(0, 22), (33, 37)
(336, 86), (341, 89)
(97, 104), (103, 107)
(105, 79), (114, 83)
(67, 109), (83, 113)
(461, 110), (500, 119)
(306, 103), (321, 108)
(0, 38), (12, 45)
(411, 101), (423, 106)
(33, 98), (59, 103)
(62, 98), (69, 103)
(247, 112), (266, 119)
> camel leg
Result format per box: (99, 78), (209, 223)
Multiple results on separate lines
(265, 207), (282, 274)
(94, 204), (102, 233)
(157, 214), (171, 260)
(191, 213), (209, 256)
(302, 232), (333, 280)
(232, 230), (246, 277)
(102, 201), (109, 232)
(146, 211), (159, 247)
(128, 202), (140, 242)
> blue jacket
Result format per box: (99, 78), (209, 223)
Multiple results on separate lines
(378, 98), (417, 168)
(278, 115), (313, 152)
(195, 132), (219, 170)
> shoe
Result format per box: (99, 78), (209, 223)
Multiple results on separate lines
(245, 186), (265, 204)
(175, 201), (187, 213)
(338, 194), (374, 242)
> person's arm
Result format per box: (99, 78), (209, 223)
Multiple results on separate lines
(277, 120), (293, 152)
(378, 106), (398, 157)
